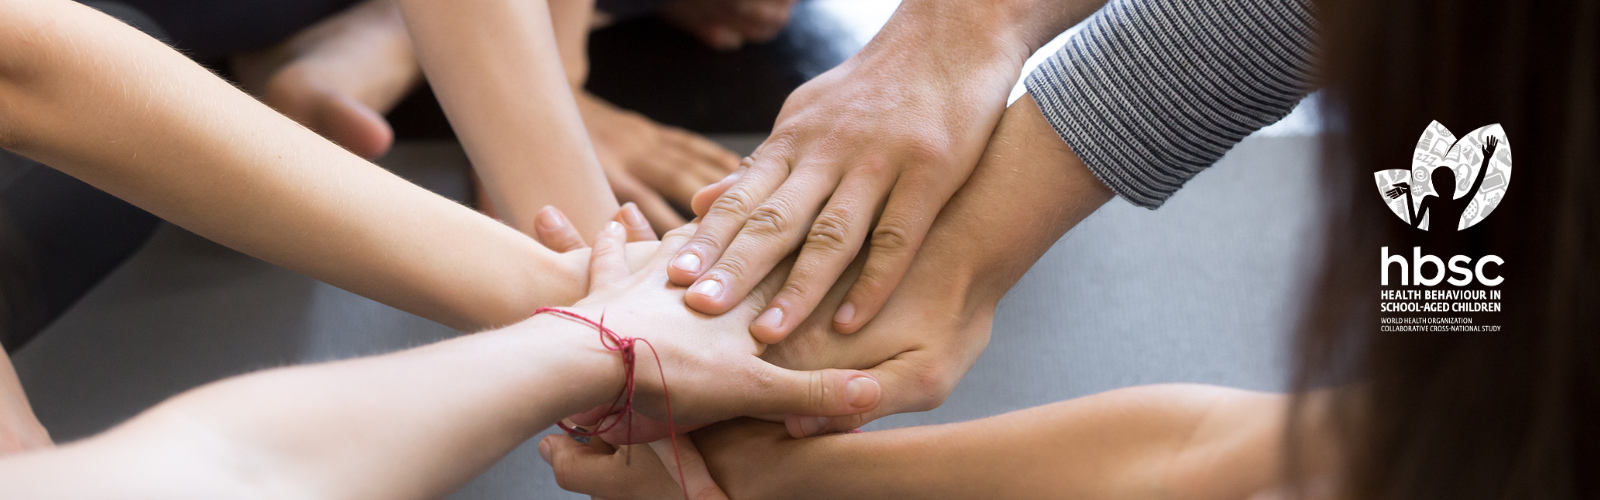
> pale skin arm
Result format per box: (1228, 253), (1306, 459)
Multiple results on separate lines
(0, 0), (601, 331)
(397, 0), (619, 237)
(0, 351), (49, 454)
(0, 223), (882, 499)
(532, 92), (1114, 448)
(546, 384), (1298, 500)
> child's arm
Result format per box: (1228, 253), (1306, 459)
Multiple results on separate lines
(0, 351), (48, 455)
(398, 0), (620, 238)
(546, 385), (1297, 500)
(0, 0), (588, 331)
(0, 224), (880, 499)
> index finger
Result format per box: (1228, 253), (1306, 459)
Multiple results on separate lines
(666, 149), (790, 287)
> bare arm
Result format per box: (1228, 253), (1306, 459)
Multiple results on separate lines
(670, 0), (1107, 339)
(554, 92), (1115, 445)
(0, 224), (880, 499)
(0, 0), (594, 331)
(0, 351), (48, 455)
(546, 385), (1291, 500)
(398, 0), (619, 237)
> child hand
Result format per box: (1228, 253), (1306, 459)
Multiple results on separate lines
(533, 202), (657, 253)
(557, 221), (883, 439)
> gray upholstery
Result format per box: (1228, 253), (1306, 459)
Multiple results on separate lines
(12, 131), (1322, 498)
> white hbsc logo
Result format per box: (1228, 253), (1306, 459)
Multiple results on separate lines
(1375, 122), (1512, 231)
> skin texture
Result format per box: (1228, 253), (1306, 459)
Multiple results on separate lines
(397, 0), (619, 237)
(0, 224), (883, 499)
(538, 93), (1113, 450)
(0, 352), (48, 455)
(0, 0), (655, 448)
(231, 0), (419, 160)
(544, 385), (1300, 500)
(668, 0), (1108, 344)
(234, 0), (738, 232)
(0, 0), (604, 332)
(548, 0), (742, 231)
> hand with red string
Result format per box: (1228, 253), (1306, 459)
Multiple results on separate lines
(543, 94), (1111, 447)
(542, 220), (885, 446)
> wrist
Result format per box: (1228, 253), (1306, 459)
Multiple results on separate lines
(487, 313), (627, 423)
(878, 0), (1084, 66)
(864, 1), (1034, 75)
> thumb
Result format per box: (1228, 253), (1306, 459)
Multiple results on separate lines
(648, 434), (729, 500)
(749, 363), (882, 418)
(540, 434), (618, 495)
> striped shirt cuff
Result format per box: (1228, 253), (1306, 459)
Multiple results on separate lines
(1025, 0), (1318, 209)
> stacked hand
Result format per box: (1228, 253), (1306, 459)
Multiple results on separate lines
(539, 218), (887, 442)
(664, 21), (1025, 345)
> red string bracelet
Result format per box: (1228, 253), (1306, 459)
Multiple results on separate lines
(533, 307), (688, 500)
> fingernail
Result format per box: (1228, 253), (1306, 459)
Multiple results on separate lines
(537, 437), (553, 463)
(798, 416), (829, 437)
(671, 253), (701, 273)
(604, 221), (623, 234)
(537, 206), (566, 229)
(754, 307), (784, 331)
(622, 203), (648, 227)
(833, 302), (856, 326)
(689, 278), (723, 299)
(845, 376), (880, 409)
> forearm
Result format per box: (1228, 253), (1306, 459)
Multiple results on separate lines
(878, 0), (1104, 69)
(705, 385), (1286, 500)
(549, 0), (596, 89)
(0, 0), (580, 330)
(914, 93), (1113, 314)
(397, 0), (618, 237)
(0, 317), (622, 499)
(0, 351), (49, 454)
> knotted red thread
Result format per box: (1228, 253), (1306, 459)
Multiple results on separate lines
(534, 307), (688, 500)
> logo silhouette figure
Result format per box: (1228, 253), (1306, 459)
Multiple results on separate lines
(1385, 136), (1499, 231)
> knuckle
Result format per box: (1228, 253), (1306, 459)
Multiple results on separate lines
(549, 461), (581, 490)
(707, 189), (759, 220)
(808, 372), (831, 410)
(805, 212), (854, 252)
(869, 222), (916, 255)
(901, 135), (958, 169)
(904, 364), (956, 412)
(710, 253), (754, 280)
(744, 202), (794, 238)
(851, 156), (893, 179)
(775, 280), (816, 305)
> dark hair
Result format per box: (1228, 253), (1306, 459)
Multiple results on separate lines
(1293, 0), (1598, 499)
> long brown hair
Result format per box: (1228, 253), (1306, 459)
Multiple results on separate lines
(1294, 0), (1598, 498)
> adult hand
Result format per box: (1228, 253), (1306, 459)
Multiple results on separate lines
(665, 2), (1033, 344)
(563, 236), (991, 445)
(556, 222), (885, 436)
(590, 93), (1110, 444)
(660, 0), (799, 50)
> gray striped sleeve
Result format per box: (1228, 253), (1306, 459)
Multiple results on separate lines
(1024, 0), (1318, 209)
